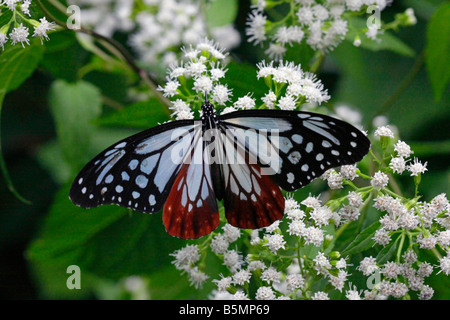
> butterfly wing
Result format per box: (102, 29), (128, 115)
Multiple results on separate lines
(69, 120), (197, 214)
(220, 110), (371, 191)
(163, 138), (220, 239)
(214, 125), (284, 229)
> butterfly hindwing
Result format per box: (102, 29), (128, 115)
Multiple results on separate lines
(220, 110), (370, 191)
(163, 138), (220, 239)
(216, 128), (284, 229)
(69, 120), (196, 214)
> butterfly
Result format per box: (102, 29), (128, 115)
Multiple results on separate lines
(69, 98), (370, 239)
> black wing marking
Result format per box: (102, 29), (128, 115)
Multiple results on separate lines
(69, 120), (197, 213)
(220, 110), (370, 191)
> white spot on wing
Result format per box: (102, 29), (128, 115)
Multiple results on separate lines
(292, 134), (303, 144)
(288, 151), (301, 164)
(129, 159), (139, 170)
(132, 191), (140, 199)
(287, 172), (294, 183)
(136, 175), (148, 188)
(105, 174), (114, 184)
(115, 142), (127, 148)
(149, 194), (156, 206)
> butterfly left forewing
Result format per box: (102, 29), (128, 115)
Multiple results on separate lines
(69, 121), (196, 213)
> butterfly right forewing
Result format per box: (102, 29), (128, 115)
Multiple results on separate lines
(220, 110), (371, 191)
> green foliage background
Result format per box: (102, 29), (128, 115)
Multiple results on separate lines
(0, 0), (448, 299)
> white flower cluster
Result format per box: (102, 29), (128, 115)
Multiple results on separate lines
(358, 251), (437, 300)
(157, 39), (231, 120)
(321, 164), (358, 190)
(257, 60), (331, 109)
(374, 126), (428, 177)
(246, 0), (392, 58)
(371, 191), (450, 296)
(69, 0), (240, 68)
(158, 41), (332, 120)
(170, 244), (209, 289)
(209, 223), (307, 300)
(374, 192), (449, 246)
(0, 1), (55, 49)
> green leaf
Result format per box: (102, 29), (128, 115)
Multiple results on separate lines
(0, 38), (45, 203)
(94, 98), (171, 129)
(426, 2), (450, 101)
(226, 62), (267, 101)
(35, 140), (73, 184)
(49, 80), (102, 171)
(40, 31), (87, 82)
(346, 17), (415, 57)
(27, 184), (185, 298)
(376, 234), (399, 264)
(205, 0), (238, 27)
(0, 39), (45, 92)
(341, 221), (380, 256)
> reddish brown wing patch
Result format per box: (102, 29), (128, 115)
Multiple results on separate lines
(163, 162), (220, 239)
(223, 162), (284, 229)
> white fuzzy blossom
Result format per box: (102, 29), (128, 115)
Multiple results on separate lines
(223, 250), (244, 273)
(390, 157), (406, 174)
(234, 95), (256, 110)
(232, 270), (252, 286)
(311, 291), (329, 300)
(394, 140), (413, 158)
(257, 61), (330, 108)
(170, 244), (201, 270)
(10, 24), (30, 47)
(407, 158), (428, 176)
(255, 286), (276, 300)
(210, 235), (229, 255)
(358, 257), (378, 276)
(374, 126), (394, 138)
(371, 171), (389, 189)
(263, 234), (286, 253)
(222, 224), (241, 243)
(213, 275), (232, 292)
(438, 256), (450, 276)
(32, 17), (56, 43)
(261, 267), (282, 284)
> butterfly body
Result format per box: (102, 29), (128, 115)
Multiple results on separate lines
(70, 101), (370, 239)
